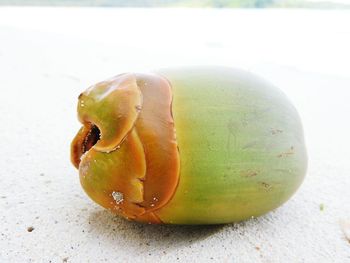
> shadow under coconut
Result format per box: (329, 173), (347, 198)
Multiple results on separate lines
(87, 209), (224, 252)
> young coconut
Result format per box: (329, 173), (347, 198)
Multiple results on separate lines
(71, 66), (307, 224)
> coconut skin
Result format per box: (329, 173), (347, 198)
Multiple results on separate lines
(71, 67), (307, 224)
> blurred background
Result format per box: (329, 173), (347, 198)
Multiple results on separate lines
(1, 0), (350, 8)
(1, 1), (350, 263)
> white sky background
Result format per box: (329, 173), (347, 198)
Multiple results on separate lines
(307, 0), (350, 3)
(0, 7), (349, 78)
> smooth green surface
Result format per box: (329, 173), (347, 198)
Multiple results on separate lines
(156, 67), (307, 224)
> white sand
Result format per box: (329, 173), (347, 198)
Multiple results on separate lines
(0, 7), (349, 263)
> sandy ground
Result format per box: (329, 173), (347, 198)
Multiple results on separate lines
(0, 7), (349, 263)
